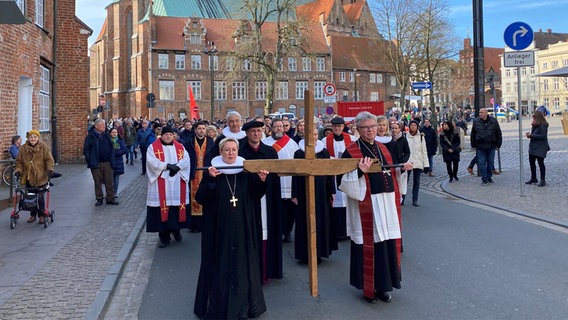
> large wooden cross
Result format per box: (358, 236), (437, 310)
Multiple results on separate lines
(243, 90), (383, 297)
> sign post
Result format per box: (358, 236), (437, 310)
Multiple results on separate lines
(504, 21), (534, 197)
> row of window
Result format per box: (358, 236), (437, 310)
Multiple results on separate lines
(158, 54), (327, 72)
(158, 80), (381, 102)
(541, 59), (568, 70)
(542, 97), (568, 108)
(504, 78), (568, 93)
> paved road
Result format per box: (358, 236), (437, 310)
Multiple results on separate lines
(0, 116), (565, 319)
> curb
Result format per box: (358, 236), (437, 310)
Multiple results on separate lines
(84, 210), (147, 320)
(440, 180), (568, 229)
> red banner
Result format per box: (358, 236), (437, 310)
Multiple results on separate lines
(336, 101), (384, 118)
(188, 84), (200, 120)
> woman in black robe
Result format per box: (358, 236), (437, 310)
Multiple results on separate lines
(194, 137), (269, 319)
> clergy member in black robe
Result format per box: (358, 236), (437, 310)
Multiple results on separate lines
(291, 129), (337, 263)
(238, 120), (283, 283)
(194, 137), (269, 319)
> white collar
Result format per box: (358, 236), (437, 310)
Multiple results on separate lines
(211, 156), (244, 174)
(375, 135), (392, 144)
(222, 126), (246, 140)
(298, 139), (324, 153)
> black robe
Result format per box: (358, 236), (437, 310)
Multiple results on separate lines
(238, 139), (284, 280)
(194, 170), (267, 319)
(292, 148), (337, 262)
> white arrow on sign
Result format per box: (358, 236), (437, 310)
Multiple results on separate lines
(513, 26), (528, 47)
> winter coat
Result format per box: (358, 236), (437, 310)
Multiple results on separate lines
(439, 129), (461, 162)
(406, 132), (429, 170)
(470, 116), (502, 150)
(124, 125), (137, 146)
(83, 129), (117, 169)
(15, 141), (54, 187)
(112, 138), (127, 175)
(528, 123), (549, 158)
(420, 125), (438, 156)
(136, 127), (156, 149)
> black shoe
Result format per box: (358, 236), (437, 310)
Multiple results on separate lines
(525, 179), (538, 185)
(538, 180), (546, 187)
(141, 172), (146, 175)
(95, 199), (103, 206)
(454, 176), (459, 181)
(488, 178), (494, 183)
(412, 201), (419, 207)
(364, 296), (377, 304)
(106, 200), (119, 205)
(158, 241), (169, 248)
(376, 291), (392, 303)
(173, 231), (183, 242)
(449, 177), (453, 183)
(400, 195), (406, 206)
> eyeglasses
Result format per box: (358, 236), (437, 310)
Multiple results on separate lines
(358, 125), (378, 131)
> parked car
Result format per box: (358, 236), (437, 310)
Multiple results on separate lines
(485, 107), (518, 120)
(268, 112), (296, 120)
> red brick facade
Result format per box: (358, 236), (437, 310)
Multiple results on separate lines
(0, 0), (91, 163)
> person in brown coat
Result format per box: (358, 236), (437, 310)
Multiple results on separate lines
(14, 130), (55, 224)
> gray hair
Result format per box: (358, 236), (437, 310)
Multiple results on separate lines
(355, 112), (377, 128)
(219, 137), (239, 152)
(94, 118), (106, 126)
(226, 111), (241, 121)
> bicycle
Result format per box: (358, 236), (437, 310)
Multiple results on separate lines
(2, 151), (16, 186)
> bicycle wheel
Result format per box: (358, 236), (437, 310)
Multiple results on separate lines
(2, 166), (13, 186)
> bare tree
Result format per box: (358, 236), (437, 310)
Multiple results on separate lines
(231, 0), (303, 114)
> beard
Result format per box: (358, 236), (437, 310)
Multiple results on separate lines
(272, 131), (284, 140)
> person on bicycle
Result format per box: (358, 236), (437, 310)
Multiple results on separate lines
(9, 135), (22, 159)
(14, 130), (55, 224)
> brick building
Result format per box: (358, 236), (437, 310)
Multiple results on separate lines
(0, 0), (92, 163)
(89, 0), (398, 121)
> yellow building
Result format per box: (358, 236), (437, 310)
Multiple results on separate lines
(536, 41), (568, 114)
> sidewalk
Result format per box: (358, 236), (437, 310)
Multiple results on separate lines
(0, 116), (565, 319)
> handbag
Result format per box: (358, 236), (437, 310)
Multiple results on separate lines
(443, 135), (461, 153)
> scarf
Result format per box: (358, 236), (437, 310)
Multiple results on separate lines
(112, 137), (120, 149)
(271, 134), (291, 152)
(392, 131), (403, 141)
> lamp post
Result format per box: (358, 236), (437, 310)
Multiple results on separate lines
(203, 43), (218, 121)
(353, 69), (358, 101)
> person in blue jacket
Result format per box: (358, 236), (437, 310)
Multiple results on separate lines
(109, 127), (127, 194)
(136, 120), (156, 175)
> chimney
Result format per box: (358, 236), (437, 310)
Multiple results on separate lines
(538, 29), (542, 33)
(547, 29), (552, 33)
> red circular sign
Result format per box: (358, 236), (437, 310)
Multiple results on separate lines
(324, 83), (336, 96)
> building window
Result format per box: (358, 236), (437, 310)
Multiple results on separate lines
(214, 81), (227, 100)
(342, 90), (348, 101)
(232, 81), (246, 100)
(158, 54), (169, 69)
(188, 81), (202, 100)
(314, 81), (325, 100)
(243, 59), (251, 71)
(296, 81), (308, 100)
(191, 55), (201, 70)
(159, 80), (175, 100)
(371, 92), (379, 101)
(316, 57), (325, 71)
(226, 57), (235, 71)
(339, 72), (345, 82)
(256, 81), (267, 100)
(543, 79), (549, 91)
(35, 0), (44, 28)
(278, 58), (284, 71)
(552, 61), (559, 68)
(370, 73), (376, 83)
(505, 69), (511, 77)
(553, 78), (559, 90)
(16, 0), (25, 13)
(543, 98), (549, 106)
(390, 76), (397, 87)
(39, 66), (50, 131)
(276, 81), (288, 100)
(302, 57), (312, 71)
(521, 68), (527, 76)
(542, 62), (548, 70)
(175, 54), (185, 70)
(209, 55), (219, 71)
(530, 67), (535, 75)
(565, 97), (568, 108)
(189, 34), (201, 45)
(288, 57), (297, 71)
(553, 97), (560, 109)
(377, 74), (383, 83)
(349, 72), (355, 83)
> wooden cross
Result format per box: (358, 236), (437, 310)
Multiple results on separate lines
(242, 90), (383, 297)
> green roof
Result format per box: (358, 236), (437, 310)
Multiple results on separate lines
(148, 0), (313, 19)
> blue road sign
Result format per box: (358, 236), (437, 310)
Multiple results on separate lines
(504, 22), (534, 50)
(411, 82), (432, 90)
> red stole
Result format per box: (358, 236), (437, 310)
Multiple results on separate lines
(346, 140), (402, 299)
(325, 133), (352, 157)
(191, 138), (207, 215)
(271, 133), (291, 152)
(152, 140), (187, 223)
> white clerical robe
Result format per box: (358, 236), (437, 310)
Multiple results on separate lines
(339, 170), (401, 244)
(146, 143), (191, 206)
(262, 135), (299, 199)
(321, 134), (357, 208)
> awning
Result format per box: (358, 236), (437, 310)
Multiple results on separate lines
(535, 66), (568, 77)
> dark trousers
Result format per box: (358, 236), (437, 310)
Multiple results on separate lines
(407, 168), (422, 202)
(90, 161), (115, 201)
(140, 147), (148, 174)
(528, 154), (546, 181)
(282, 199), (295, 235)
(445, 160), (459, 178)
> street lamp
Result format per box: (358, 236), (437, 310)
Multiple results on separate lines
(485, 68), (497, 111)
(353, 69), (358, 101)
(202, 43), (218, 121)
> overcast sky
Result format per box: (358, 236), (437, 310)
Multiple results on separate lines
(76, 0), (568, 49)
